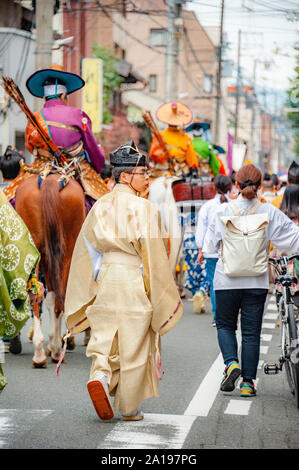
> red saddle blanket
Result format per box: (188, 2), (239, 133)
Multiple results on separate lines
(172, 179), (216, 202)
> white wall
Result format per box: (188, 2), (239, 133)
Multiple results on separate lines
(0, 27), (36, 162)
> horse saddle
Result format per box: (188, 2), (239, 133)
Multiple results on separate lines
(38, 166), (70, 191)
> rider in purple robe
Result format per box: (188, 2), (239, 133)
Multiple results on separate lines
(3, 64), (108, 209)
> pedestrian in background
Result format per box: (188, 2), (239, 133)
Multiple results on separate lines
(0, 191), (43, 391)
(280, 184), (299, 302)
(204, 164), (299, 398)
(229, 170), (238, 199)
(272, 160), (299, 208)
(280, 184), (299, 224)
(271, 174), (280, 194)
(0, 145), (24, 189)
(261, 173), (276, 204)
(269, 185), (299, 306)
(0, 146), (30, 354)
(196, 174), (232, 326)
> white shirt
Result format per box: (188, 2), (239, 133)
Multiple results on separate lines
(195, 193), (231, 258)
(204, 194), (299, 290)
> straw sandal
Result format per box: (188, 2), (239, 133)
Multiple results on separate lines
(122, 409), (144, 421)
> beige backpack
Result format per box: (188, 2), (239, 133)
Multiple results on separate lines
(220, 201), (269, 277)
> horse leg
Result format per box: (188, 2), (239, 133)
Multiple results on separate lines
(84, 327), (91, 346)
(32, 303), (47, 368)
(51, 311), (64, 363)
(46, 292), (64, 362)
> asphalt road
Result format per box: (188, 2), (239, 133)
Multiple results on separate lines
(1, 294), (299, 454)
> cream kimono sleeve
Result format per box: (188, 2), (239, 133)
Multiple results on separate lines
(64, 206), (101, 335)
(139, 201), (183, 337)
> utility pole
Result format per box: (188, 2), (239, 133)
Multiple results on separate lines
(166, 0), (183, 101)
(234, 29), (242, 143)
(34, 0), (55, 108)
(215, 0), (224, 144)
(262, 86), (268, 172)
(250, 58), (257, 164)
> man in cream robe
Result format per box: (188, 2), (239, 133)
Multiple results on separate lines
(64, 141), (183, 421)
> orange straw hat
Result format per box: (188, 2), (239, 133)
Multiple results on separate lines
(156, 101), (193, 127)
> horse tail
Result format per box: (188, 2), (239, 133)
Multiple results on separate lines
(41, 177), (65, 310)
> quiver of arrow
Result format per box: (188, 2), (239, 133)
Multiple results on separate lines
(25, 111), (50, 155)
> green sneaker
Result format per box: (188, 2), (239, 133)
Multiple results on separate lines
(240, 381), (256, 397)
(220, 361), (241, 392)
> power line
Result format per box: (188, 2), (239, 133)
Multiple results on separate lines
(93, 1), (167, 56)
(182, 26), (208, 76)
(93, 1), (206, 96)
(249, 0), (298, 13)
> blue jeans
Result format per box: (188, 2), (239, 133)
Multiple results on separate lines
(215, 289), (268, 380)
(205, 258), (218, 321)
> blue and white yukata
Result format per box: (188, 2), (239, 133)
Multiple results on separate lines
(181, 210), (209, 297)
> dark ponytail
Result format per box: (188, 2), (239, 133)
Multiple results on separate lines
(214, 174), (232, 203)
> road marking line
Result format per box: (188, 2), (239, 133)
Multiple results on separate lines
(262, 322), (276, 329)
(261, 334), (272, 342)
(184, 353), (223, 417)
(268, 302), (277, 307)
(258, 359), (264, 369)
(264, 313), (278, 320)
(99, 310), (275, 449)
(224, 400), (252, 415)
(98, 414), (196, 449)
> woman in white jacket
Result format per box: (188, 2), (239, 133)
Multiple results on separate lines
(195, 174), (232, 326)
(204, 164), (299, 397)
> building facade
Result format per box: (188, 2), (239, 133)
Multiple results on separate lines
(61, 1), (224, 150)
(0, 0), (36, 159)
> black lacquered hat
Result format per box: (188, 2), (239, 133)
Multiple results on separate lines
(110, 140), (147, 167)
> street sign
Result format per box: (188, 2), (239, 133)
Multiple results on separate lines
(82, 58), (103, 134)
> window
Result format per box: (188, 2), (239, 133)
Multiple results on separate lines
(203, 75), (213, 94)
(15, 132), (25, 154)
(149, 74), (157, 92)
(150, 29), (167, 47)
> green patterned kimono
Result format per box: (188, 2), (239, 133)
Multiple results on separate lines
(0, 191), (40, 391)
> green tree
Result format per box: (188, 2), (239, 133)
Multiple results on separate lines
(286, 47), (299, 157)
(92, 44), (124, 124)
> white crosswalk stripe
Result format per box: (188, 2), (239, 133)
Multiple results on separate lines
(98, 414), (196, 449)
(224, 400), (252, 415)
(260, 345), (269, 354)
(262, 322), (276, 329)
(0, 409), (52, 448)
(268, 302), (277, 308)
(264, 313), (278, 320)
(261, 334), (272, 342)
(258, 359), (264, 369)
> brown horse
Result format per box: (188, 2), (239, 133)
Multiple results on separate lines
(15, 173), (86, 367)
